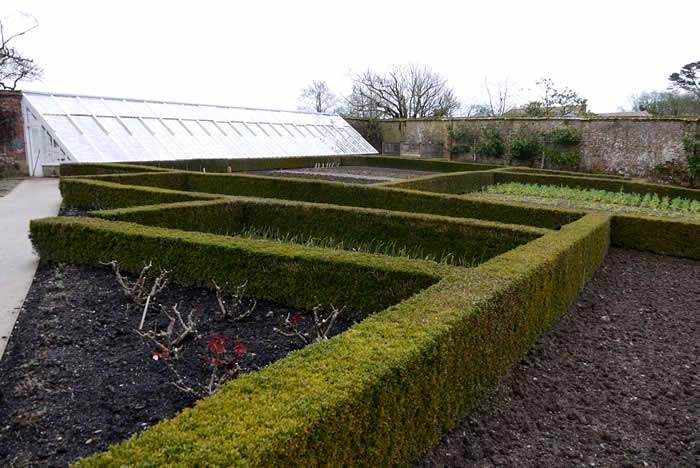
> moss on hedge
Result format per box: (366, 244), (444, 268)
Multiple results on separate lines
(29, 216), (443, 317)
(73, 213), (610, 466)
(92, 197), (547, 266)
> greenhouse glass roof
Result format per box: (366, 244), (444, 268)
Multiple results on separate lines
(23, 91), (377, 164)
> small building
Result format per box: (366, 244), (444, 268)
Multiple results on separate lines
(0, 90), (377, 176)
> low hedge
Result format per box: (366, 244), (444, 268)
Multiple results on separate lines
(611, 214), (700, 260)
(77, 171), (190, 191)
(59, 163), (172, 176)
(29, 216), (442, 317)
(140, 155), (497, 174)
(93, 198), (547, 266)
(73, 213), (609, 466)
(507, 166), (630, 180)
(183, 172), (581, 229)
(59, 178), (218, 210)
(381, 170), (496, 194)
(495, 170), (700, 200)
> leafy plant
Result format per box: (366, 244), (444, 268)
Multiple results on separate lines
(545, 127), (582, 146)
(474, 128), (505, 158)
(446, 122), (473, 155)
(682, 135), (700, 185)
(509, 131), (542, 162)
(544, 148), (580, 167)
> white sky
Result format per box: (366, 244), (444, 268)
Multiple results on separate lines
(3, 0), (699, 113)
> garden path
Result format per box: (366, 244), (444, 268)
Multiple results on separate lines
(0, 178), (60, 358)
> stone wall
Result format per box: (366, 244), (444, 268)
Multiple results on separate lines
(346, 117), (700, 177)
(0, 91), (26, 175)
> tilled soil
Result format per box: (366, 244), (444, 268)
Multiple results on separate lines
(248, 165), (437, 184)
(418, 248), (699, 467)
(0, 262), (352, 467)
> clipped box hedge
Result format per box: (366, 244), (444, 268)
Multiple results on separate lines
(381, 169), (497, 194)
(59, 178), (219, 210)
(59, 170), (581, 228)
(611, 214), (700, 260)
(92, 198), (547, 266)
(60, 162), (172, 176)
(69, 212), (610, 466)
(140, 155), (498, 174)
(30, 216), (443, 317)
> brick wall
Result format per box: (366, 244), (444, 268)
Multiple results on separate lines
(0, 90), (26, 175)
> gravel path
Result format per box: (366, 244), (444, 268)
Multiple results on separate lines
(418, 248), (699, 467)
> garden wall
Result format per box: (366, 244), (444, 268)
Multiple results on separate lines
(347, 117), (700, 177)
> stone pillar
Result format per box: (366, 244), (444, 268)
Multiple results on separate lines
(0, 90), (27, 175)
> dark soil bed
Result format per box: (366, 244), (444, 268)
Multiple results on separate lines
(0, 262), (353, 467)
(418, 248), (699, 467)
(247, 165), (437, 184)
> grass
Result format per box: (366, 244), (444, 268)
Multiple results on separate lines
(475, 183), (700, 220)
(235, 225), (482, 267)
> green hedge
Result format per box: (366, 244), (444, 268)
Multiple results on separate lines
(93, 198), (547, 266)
(381, 170), (496, 194)
(506, 166), (630, 180)
(183, 172), (581, 229)
(59, 178), (218, 210)
(78, 171), (190, 191)
(73, 213), (609, 466)
(30, 217), (442, 317)
(495, 170), (700, 200)
(141, 155), (498, 174)
(60, 163), (172, 176)
(611, 214), (700, 260)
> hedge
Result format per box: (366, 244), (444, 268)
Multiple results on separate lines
(507, 166), (630, 180)
(77, 171), (190, 191)
(140, 155), (498, 174)
(381, 169), (496, 194)
(611, 214), (700, 260)
(59, 178), (218, 210)
(182, 172), (581, 229)
(30, 216), (443, 317)
(92, 198), (547, 266)
(72, 212), (610, 466)
(59, 162), (172, 176)
(495, 170), (700, 200)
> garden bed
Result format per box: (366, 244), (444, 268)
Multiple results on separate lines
(0, 262), (352, 467)
(418, 248), (699, 466)
(247, 165), (437, 184)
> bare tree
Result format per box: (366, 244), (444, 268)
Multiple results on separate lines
(0, 16), (43, 90)
(348, 64), (460, 119)
(298, 80), (337, 113)
(483, 79), (516, 117)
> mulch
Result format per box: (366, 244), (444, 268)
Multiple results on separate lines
(417, 248), (699, 467)
(0, 262), (352, 467)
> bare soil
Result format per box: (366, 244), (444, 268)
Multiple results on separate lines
(248, 165), (437, 184)
(418, 248), (699, 467)
(0, 262), (352, 467)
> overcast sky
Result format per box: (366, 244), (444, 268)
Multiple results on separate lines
(4, 0), (699, 113)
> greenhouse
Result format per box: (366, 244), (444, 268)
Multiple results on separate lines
(19, 91), (376, 176)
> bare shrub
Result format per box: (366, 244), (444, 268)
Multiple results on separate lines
(212, 280), (257, 321)
(274, 304), (345, 344)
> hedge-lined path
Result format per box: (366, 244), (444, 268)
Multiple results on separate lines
(0, 178), (60, 358)
(418, 248), (699, 467)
